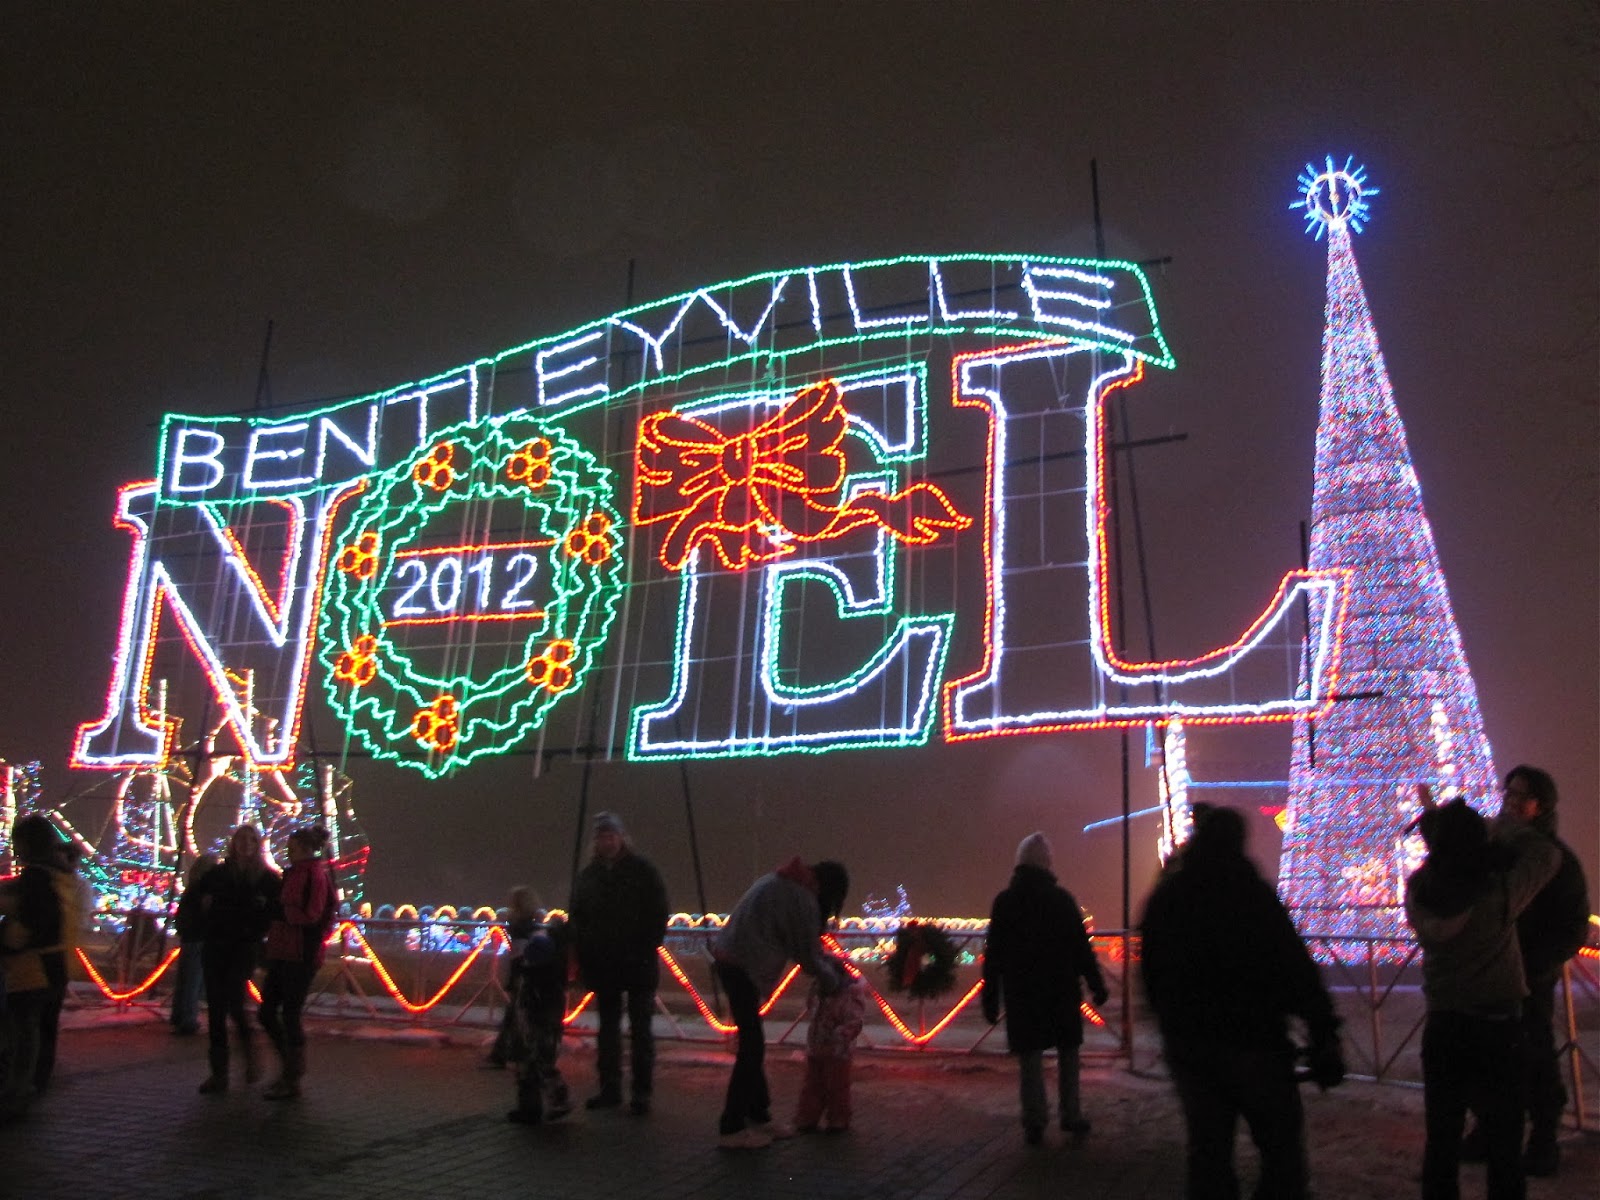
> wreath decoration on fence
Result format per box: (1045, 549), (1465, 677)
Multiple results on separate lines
(883, 920), (958, 999)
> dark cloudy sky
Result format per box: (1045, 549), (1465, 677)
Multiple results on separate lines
(3, 3), (1594, 921)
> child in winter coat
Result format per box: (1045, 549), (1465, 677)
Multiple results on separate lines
(488, 886), (540, 1067)
(506, 916), (572, 1125)
(794, 954), (866, 1133)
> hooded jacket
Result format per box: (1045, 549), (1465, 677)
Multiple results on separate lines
(713, 858), (838, 998)
(982, 863), (1106, 1053)
(1405, 822), (1559, 1017)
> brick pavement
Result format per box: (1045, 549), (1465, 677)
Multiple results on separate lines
(5, 1007), (1595, 1200)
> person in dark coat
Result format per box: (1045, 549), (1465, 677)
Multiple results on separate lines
(1459, 766), (1592, 1177)
(505, 916), (573, 1126)
(0, 815), (66, 1123)
(568, 811), (669, 1114)
(193, 824), (280, 1094)
(981, 832), (1108, 1145)
(169, 853), (218, 1036)
(1406, 789), (1559, 1200)
(257, 824), (336, 1100)
(1141, 804), (1344, 1200)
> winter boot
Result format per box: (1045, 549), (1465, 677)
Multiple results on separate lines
(199, 1047), (229, 1094)
(265, 1046), (304, 1100)
(545, 1079), (572, 1122)
(507, 1076), (543, 1125)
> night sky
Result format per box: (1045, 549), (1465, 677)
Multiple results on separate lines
(4, 3), (1594, 922)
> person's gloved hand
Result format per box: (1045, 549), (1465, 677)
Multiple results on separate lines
(1307, 1034), (1346, 1091)
(1090, 985), (1110, 1009)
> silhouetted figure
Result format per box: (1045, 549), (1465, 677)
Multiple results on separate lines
(193, 825), (279, 1094)
(486, 885), (541, 1068)
(569, 811), (669, 1115)
(258, 825), (335, 1099)
(33, 836), (88, 1093)
(1406, 791), (1558, 1200)
(169, 853), (218, 1036)
(1459, 767), (1591, 1178)
(981, 832), (1108, 1146)
(793, 952), (866, 1133)
(0, 815), (67, 1122)
(1141, 804), (1344, 1200)
(711, 857), (848, 1150)
(505, 916), (572, 1125)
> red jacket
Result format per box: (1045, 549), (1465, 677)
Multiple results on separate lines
(267, 860), (336, 968)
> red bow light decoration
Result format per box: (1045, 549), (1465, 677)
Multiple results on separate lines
(634, 379), (971, 571)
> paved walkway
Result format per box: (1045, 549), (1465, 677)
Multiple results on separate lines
(6, 1007), (1595, 1200)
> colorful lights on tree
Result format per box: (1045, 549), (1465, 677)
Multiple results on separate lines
(1277, 161), (1499, 946)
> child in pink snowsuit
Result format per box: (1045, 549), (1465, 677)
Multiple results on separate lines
(795, 956), (866, 1132)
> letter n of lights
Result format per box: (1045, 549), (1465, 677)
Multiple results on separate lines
(72, 481), (358, 769)
(943, 342), (1349, 738)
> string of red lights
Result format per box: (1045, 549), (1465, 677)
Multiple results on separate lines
(73, 921), (1111, 1046)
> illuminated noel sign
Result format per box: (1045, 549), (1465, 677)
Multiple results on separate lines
(74, 253), (1349, 776)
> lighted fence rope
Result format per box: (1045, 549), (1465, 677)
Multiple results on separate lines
(75, 929), (1013, 1047)
(338, 920), (506, 1014)
(1581, 918), (1600, 964)
(90, 917), (1535, 1044)
(74, 945), (178, 1001)
(873, 978), (986, 1045)
(656, 948), (801, 1033)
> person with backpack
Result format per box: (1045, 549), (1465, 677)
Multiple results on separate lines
(257, 825), (336, 1100)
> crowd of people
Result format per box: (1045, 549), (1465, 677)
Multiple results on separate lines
(0, 818), (338, 1117)
(493, 777), (1587, 1200)
(0, 767), (1590, 1200)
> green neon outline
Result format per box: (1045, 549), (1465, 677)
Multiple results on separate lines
(627, 439), (958, 760)
(318, 414), (621, 778)
(156, 253), (1173, 505)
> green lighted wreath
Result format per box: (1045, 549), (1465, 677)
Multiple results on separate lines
(318, 414), (622, 778)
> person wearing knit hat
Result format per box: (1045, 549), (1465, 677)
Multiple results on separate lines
(981, 830), (1108, 1146)
(569, 811), (668, 1115)
(1016, 833), (1052, 872)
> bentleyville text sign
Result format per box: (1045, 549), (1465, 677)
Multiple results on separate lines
(74, 255), (1347, 778)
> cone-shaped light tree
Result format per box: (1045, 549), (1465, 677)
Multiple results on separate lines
(1277, 158), (1498, 949)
